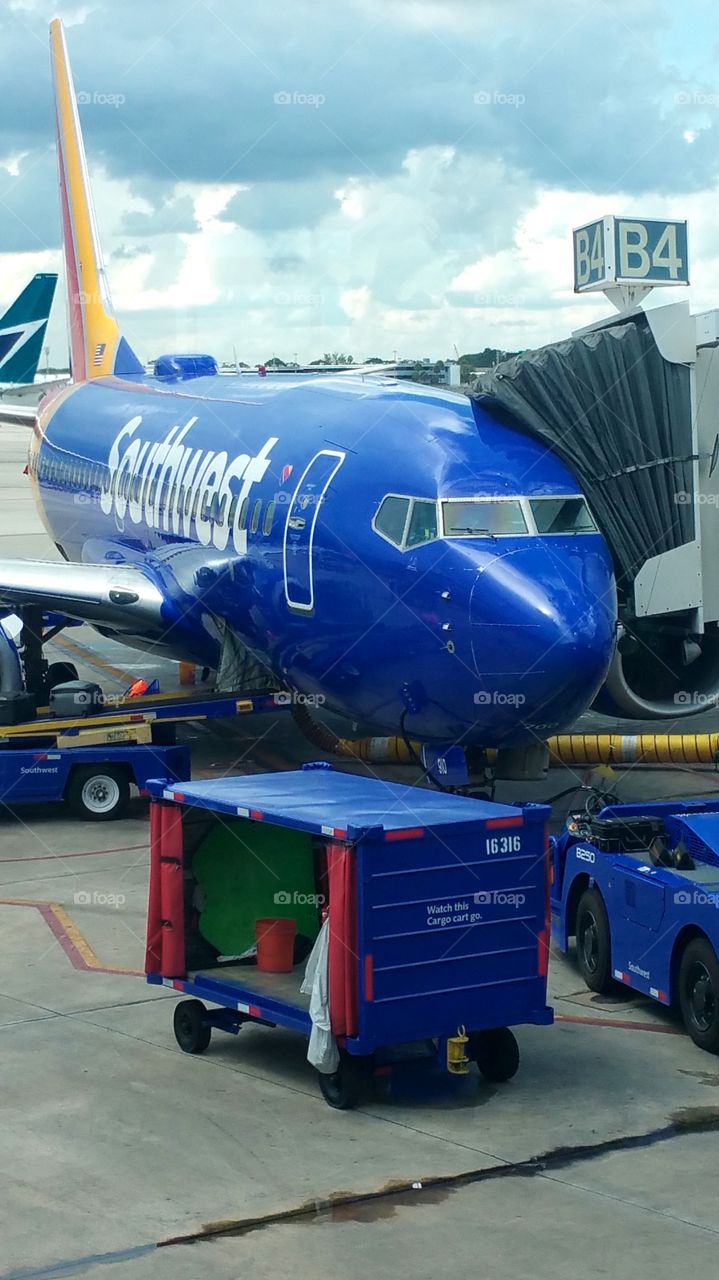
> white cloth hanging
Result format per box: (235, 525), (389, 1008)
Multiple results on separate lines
(300, 918), (339, 1073)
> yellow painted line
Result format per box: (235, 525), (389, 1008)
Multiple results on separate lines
(48, 633), (135, 685)
(0, 897), (141, 976)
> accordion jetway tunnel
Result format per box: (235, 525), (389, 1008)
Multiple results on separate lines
(476, 304), (719, 724)
(145, 766), (552, 1109)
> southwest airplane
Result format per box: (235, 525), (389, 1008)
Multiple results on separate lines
(0, 19), (619, 761)
(0, 273), (57, 385)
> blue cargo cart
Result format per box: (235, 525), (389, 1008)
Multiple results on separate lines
(145, 767), (552, 1108)
(552, 796), (719, 1053)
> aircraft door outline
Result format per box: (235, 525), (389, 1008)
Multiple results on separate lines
(283, 449), (345, 611)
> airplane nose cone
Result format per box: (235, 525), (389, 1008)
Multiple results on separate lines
(469, 545), (616, 739)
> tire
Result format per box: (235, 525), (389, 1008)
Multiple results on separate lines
(66, 764), (130, 821)
(317, 1052), (369, 1110)
(468, 1027), (519, 1082)
(679, 938), (719, 1054)
(576, 887), (613, 994)
(173, 999), (212, 1054)
(46, 661), (79, 691)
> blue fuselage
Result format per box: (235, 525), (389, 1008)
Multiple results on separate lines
(29, 372), (617, 747)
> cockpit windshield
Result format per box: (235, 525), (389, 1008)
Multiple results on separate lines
(442, 499), (528, 537)
(373, 493), (598, 549)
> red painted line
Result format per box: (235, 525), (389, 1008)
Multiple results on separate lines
(555, 1012), (682, 1036)
(1, 843), (148, 864)
(38, 900), (95, 971)
(0, 897), (141, 976)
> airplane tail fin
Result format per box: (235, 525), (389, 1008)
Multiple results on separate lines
(49, 18), (143, 383)
(0, 274), (57, 384)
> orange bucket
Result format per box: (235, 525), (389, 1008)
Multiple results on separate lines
(255, 917), (297, 972)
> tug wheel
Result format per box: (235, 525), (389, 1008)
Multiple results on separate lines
(173, 999), (212, 1054)
(679, 939), (719, 1054)
(576, 887), (613, 994)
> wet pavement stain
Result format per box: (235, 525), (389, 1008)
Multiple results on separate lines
(677, 1069), (719, 1088)
(161, 1106), (719, 1249)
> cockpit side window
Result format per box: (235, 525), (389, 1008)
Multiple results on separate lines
(529, 496), (597, 533)
(406, 499), (438, 547)
(374, 495), (410, 548)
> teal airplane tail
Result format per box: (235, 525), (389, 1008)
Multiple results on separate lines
(0, 273), (58, 384)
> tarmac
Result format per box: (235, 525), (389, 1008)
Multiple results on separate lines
(2, 422), (719, 1280)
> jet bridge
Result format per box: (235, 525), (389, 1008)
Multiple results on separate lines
(475, 300), (719, 719)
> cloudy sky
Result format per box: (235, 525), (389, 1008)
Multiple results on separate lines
(1, 0), (718, 367)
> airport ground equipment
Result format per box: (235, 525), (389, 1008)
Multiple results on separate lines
(552, 797), (719, 1052)
(0, 741), (189, 820)
(145, 767), (553, 1108)
(0, 690), (281, 819)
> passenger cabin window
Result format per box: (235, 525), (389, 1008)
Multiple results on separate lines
(442, 499), (528, 537)
(530, 497), (597, 534)
(263, 501), (275, 535)
(250, 499), (262, 534)
(374, 495), (410, 547)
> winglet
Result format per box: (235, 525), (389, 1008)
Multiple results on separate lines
(50, 18), (143, 382)
(0, 274), (57, 384)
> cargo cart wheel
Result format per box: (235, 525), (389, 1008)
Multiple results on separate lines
(317, 1052), (369, 1110)
(469, 1027), (519, 1082)
(679, 939), (719, 1054)
(46, 661), (79, 691)
(173, 999), (212, 1054)
(576, 887), (613, 993)
(66, 765), (130, 821)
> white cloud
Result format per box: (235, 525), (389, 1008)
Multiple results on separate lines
(340, 285), (370, 319)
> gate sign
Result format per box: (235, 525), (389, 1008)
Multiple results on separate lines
(573, 216), (689, 292)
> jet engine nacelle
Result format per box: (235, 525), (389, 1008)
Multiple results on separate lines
(592, 620), (719, 719)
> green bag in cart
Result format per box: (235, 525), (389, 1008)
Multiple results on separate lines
(192, 818), (320, 957)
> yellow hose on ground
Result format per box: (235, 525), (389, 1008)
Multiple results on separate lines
(547, 734), (719, 767)
(291, 704), (420, 763)
(292, 707), (719, 771)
